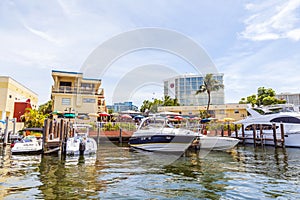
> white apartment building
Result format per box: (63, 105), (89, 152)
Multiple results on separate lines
(164, 74), (224, 106)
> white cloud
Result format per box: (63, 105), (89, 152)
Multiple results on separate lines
(241, 0), (300, 41)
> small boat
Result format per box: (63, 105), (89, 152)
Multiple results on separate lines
(66, 124), (97, 155)
(11, 135), (43, 154)
(197, 134), (239, 150)
(128, 117), (199, 152)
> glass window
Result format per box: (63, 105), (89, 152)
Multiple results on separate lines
(271, 117), (300, 123)
(60, 82), (71, 87)
(83, 98), (96, 103)
(62, 98), (71, 105)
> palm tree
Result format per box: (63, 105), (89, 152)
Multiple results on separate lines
(196, 74), (224, 112)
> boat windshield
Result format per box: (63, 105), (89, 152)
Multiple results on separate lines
(139, 117), (193, 130)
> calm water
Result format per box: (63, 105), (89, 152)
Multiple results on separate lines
(1, 143), (300, 199)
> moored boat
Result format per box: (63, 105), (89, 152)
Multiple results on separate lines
(11, 135), (43, 154)
(66, 124), (97, 155)
(129, 117), (198, 152)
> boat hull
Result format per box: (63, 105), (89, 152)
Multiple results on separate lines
(66, 137), (97, 155)
(129, 135), (196, 152)
(199, 136), (239, 150)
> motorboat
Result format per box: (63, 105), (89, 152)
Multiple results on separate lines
(128, 117), (239, 152)
(197, 134), (239, 150)
(66, 124), (97, 155)
(232, 106), (300, 147)
(129, 117), (198, 152)
(11, 135), (43, 154)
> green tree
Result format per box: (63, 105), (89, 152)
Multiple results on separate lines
(195, 74), (224, 112)
(22, 108), (48, 128)
(162, 96), (180, 106)
(140, 100), (153, 113)
(38, 100), (53, 115)
(239, 87), (286, 107)
(140, 96), (179, 113)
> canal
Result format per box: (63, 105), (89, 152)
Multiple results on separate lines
(1, 143), (300, 199)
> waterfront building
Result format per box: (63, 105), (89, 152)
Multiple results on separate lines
(0, 76), (38, 121)
(158, 103), (248, 121)
(51, 70), (106, 116)
(276, 93), (300, 109)
(107, 101), (138, 113)
(164, 73), (224, 106)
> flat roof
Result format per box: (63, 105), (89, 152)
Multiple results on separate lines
(52, 70), (83, 75)
(52, 70), (101, 81)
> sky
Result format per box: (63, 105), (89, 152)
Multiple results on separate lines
(1, 0), (300, 107)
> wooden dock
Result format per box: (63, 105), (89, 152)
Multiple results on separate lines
(207, 123), (286, 148)
(42, 119), (133, 155)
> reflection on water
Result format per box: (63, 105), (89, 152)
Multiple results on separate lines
(0, 143), (300, 199)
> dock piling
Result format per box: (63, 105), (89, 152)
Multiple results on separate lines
(241, 124), (245, 145)
(272, 123), (277, 148)
(280, 123), (285, 148)
(252, 124), (257, 147)
(234, 124), (238, 138)
(119, 128), (122, 144)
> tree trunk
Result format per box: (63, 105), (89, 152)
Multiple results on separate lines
(207, 91), (211, 112)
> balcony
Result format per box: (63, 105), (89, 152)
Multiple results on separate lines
(52, 86), (104, 96)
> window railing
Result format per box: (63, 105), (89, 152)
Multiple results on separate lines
(52, 86), (104, 95)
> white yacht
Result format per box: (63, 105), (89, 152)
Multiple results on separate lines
(129, 117), (198, 152)
(129, 117), (239, 152)
(233, 106), (300, 147)
(66, 124), (97, 155)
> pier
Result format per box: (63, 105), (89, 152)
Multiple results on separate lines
(206, 122), (286, 148)
(41, 119), (134, 155)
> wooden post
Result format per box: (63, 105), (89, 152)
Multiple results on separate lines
(119, 128), (122, 144)
(59, 119), (65, 142)
(59, 119), (65, 155)
(3, 117), (9, 146)
(259, 124), (263, 146)
(221, 125), (224, 137)
(227, 123), (231, 137)
(234, 124), (238, 138)
(42, 119), (50, 153)
(272, 123), (277, 148)
(12, 118), (16, 135)
(252, 124), (257, 147)
(241, 124), (245, 145)
(97, 122), (100, 145)
(280, 123), (285, 148)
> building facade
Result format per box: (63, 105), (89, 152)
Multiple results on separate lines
(107, 101), (138, 113)
(0, 76), (38, 121)
(164, 74), (224, 106)
(276, 93), (300, 108)
(158, 103), (248, 121)
(51, 70), (106, 116)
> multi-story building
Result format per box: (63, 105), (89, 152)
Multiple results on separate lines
(0, 76), (38, 121)
(164, 73), (224, 106)
(158, 103), (248, 121)
(107, 101), (138, 113)
(51, 70), (106, 116)
(276, 93), (300, 108)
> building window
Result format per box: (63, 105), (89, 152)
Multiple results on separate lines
(62, 98), (71, 105)
(83, 98), (96, 103)
(60, 82), (72, 87)
(9, 95), (12, 98)
(234, 110), (239, 114)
